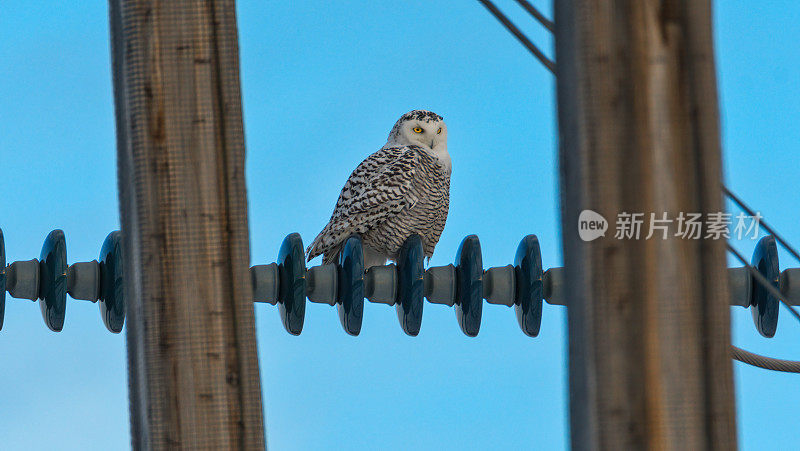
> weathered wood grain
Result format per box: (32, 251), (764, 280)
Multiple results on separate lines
(555, 1), (737, 449)
(110, 1), (266, 448)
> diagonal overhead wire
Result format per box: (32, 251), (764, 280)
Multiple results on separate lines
(476, 0), (555, 74)
(513, 0), (554, 32)
(723, 185), (800, 266)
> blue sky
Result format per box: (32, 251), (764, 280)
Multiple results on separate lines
(0, 1), (798, 449)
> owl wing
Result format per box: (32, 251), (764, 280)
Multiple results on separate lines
(306, 146), (421, 261)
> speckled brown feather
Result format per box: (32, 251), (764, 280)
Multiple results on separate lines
(306, 144), (450, 265)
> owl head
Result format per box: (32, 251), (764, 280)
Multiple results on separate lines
(387, 110), (448, 152)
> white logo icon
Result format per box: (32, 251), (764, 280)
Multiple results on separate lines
(578, 210), (608, 241)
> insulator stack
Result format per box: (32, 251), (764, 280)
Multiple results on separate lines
(249, 233), (547, 336)
(725, 235), (800, 338)
(0, 229), (125, 333)
(2, 227), (793, 337)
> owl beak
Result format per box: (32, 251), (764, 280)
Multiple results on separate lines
(430, 139), (436, 149)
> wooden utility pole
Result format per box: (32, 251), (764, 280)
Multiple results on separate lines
(109, 1), (265, 448)
(555, 1), (737, 449)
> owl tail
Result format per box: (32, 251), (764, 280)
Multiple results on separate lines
(305, 229), (327, 262)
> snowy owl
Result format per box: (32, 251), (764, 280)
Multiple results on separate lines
(306, 110), (451, 268)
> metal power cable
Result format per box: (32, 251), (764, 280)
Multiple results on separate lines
(513, 0), (554, 32)
(723, 185), (800, 266)
(476, 0), (555, 74)
(732, 346), (800, 373)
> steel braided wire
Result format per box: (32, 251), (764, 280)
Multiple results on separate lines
(732, 346), (800, 373)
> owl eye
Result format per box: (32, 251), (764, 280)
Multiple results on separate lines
(437, 128), (442, 134)
(413, 127), (423, 133)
